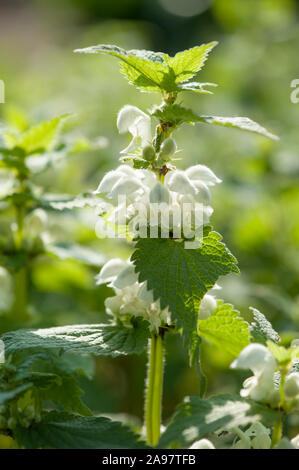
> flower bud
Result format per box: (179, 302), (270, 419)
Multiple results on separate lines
(160, 138), (177, 157)
(142, 145), (155, 162)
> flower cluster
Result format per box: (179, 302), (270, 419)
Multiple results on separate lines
(231, 343), (299, 409)
(96, 258), (218, 331)
(94, 105), (221, 240)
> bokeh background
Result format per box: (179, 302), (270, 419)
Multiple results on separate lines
(1, 0), (299, 429)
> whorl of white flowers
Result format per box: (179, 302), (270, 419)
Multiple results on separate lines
(94, 105), (221, 240)
(231, 344), (277, 402)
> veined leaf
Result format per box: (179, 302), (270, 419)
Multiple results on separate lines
(152, 104), (278, 140)
(74, 44), (167, 93)
(159, 394), (281, 448)
(14, 114), (70, 155)
(198, 301), (250, 357)
(15, 411), (146, 449)
(197, 115), (279, 140)
(131, 231), (239, 346)
(2, 319), (150, 357)
(74, 44), (217, 94)
(249, 307), (280, 345)
(47, 243), (106, 267)
(167, 43), (218, 84)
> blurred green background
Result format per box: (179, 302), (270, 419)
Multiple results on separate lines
(1, 0), (299, 428)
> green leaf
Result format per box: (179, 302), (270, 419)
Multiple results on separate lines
(152, 104), (278, 140)
(2, 319), (150, 357)
(14, 411), (146, 449)
(152, 104), (203, 126)
(0, 384), (32, 406)
(13, 114), (70, 155)
(249, 307), (280, 345)
(38, 192), (102, 211)
(47, 243), (106, 267)
(40, 375), (91, 416)
(197, 115), (279, 140)
(74, 44), (217, 94)
(167, 43), (218, 84)
(75, 44), (167, 93)
(159, 394), (281, 448)
(198, 301), (250, 357)
(131, 231), (239, 346)
(11, 352), (93, 415)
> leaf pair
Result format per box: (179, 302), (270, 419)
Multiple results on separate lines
(74, 43), (218, 94)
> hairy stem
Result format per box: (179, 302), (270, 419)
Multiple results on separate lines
(145, 332), (164, 446)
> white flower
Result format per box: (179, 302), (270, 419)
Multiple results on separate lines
(230, 344), (276, 401)
(185, 164), (222, 186)
(284, 372), (299, 399)
(96, 258), (171, 331)
(291, 434), (299, 449)
(95, 258), (129, 285)
(232, 423), (271, 449)
(189, 439), (215, 449)
(199, 294), (217, 320)
(117, 105), (152, 154)
(94, 162), (221, 239)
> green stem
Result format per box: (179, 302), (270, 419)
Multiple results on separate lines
(271, 418), (283, 448)
(11, 204), (29, 322)
(145, 332), (164, 447)
(11, 266), (29, 322)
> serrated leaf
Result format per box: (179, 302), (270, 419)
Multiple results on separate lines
(249, 307), (280, 345)
(198, 301), (250, 357)
(40, 375), (91, 416)
(14, 411), (146, 449)
(0, 384), (32, 406)
(14, 114), (70, 155)
(159, 394), (280, 448)
(2, 319), (150, 357)
(131, 232), (239, 346)
(152, 104), (278, 140)
(47, 243), (106, 267)
(167, 43), (218, 84)
(75, 44), (167, 93)
(74, 44), (217, 94)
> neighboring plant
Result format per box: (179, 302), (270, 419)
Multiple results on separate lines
(0, 112), (99, 323)
(0, 42), (298, 449)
